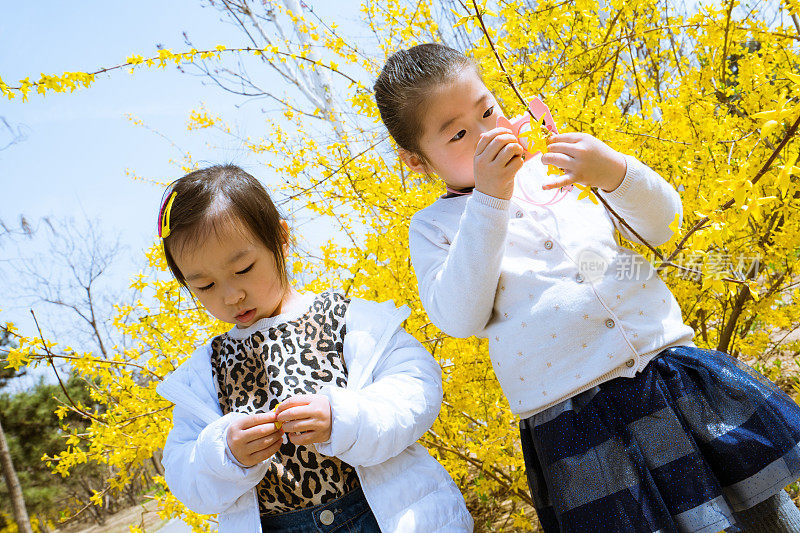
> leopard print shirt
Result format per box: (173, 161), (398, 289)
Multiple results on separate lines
(210, 291), (360, 516)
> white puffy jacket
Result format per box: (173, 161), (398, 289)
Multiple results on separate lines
(156, 296), (474, 532)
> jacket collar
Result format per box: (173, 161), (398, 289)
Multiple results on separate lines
(344, 299), (411, 389)
(156, 345), (221, 425)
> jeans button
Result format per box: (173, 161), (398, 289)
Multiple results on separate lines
(575, 273), (584, 283)
(320, 509), (335, 525)
(516, 210), (524, 218)
(625, 359), (635, 368)
(544, 240), (553, 250)
(605, 318), (615, 328)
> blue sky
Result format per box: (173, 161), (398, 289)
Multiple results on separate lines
(0, 1), (364, 389)
(2, 1), (244, 238)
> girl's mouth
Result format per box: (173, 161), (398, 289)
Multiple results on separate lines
(235, 309), (256, 324)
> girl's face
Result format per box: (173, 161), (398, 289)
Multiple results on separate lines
(401, 67), (501, 189)
(172, 220), (289, 328)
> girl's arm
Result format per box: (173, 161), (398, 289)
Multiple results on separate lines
(409, 191), (509, 338)
(315, 327), (442, 467)
(601, 154), (684, 247)
(542, 133), (683, 247)
(161, 408), (269, 514)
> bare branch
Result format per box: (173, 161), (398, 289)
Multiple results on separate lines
(0, 116), (28, 152)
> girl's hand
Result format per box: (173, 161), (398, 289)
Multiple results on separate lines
(474, 124), (525, 200)
(540, 132), (627, 192)
(226, 411), (284, 467)
(274, 394), (332, 446)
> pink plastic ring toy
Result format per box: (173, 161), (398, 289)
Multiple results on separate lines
(500, 97), (573, 206)
(498, 97), (559, 161)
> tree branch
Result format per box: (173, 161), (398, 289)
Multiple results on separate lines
(656, 113), (800, 273)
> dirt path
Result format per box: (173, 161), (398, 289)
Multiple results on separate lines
(52, 500), (179, 533)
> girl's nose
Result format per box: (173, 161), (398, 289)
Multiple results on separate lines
(478, 116), (499, 136)
(224, 285), (245, 305)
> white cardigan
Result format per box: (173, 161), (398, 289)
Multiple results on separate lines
(156, 296), (474, 532)
(409, 155), (696, 419)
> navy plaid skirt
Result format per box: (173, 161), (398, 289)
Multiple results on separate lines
(519, 345), (800, 533)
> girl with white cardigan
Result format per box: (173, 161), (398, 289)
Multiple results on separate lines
(373, 43), (800, 533)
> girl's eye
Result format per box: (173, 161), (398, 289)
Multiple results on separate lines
(198, 282), (214, 291)
(483, 106), (494, 118)
(451, 129), (466, 141)
(236, 263), (254, 275)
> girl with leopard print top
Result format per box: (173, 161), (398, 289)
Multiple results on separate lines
(155, 165), (473, 532)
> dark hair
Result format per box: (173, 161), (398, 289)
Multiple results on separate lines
(158, 164), (288, 288)
(373, 43), (474, 160)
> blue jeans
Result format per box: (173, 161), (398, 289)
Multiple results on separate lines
(259, 487), (381, 533)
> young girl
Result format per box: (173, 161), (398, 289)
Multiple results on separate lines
(154, 165), (473, 533)
(374, 43), (800, 533)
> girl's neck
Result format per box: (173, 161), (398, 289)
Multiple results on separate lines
(276, 286), (301, 316)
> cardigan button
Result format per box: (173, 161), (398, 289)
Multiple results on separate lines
(605, 318), (615, 328)
(320, 509), (335, 525)
(625, 359), (635, 368)
(544, 240), (554, 250)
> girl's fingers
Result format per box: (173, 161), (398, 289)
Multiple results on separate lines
(545, 142), (580, 157)
(275, 404), (314, 423)
(540, 152), (574, 170)
(505, 154), (524, 171)
(474, 134), (492, 158)
(547, 132), (584, 144)
(542, 173), (576, 190)
(475, 128), (514, 158)
(248, 440), (283, 464)
(287, 430), (321, 446)
(497, 143), (523, 167)
(279, 418), (317, 434)
(500, 141), (524, 159)
(274, 395), (312, 415)
(243, 422), (281, 441)
(237, 411), (276, 430)
(245, 431), (284, 454)
(484, 134), (522, 163)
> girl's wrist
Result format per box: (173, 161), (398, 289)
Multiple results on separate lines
(475, 183), (513, 201)
(600, 152), (627, 192)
